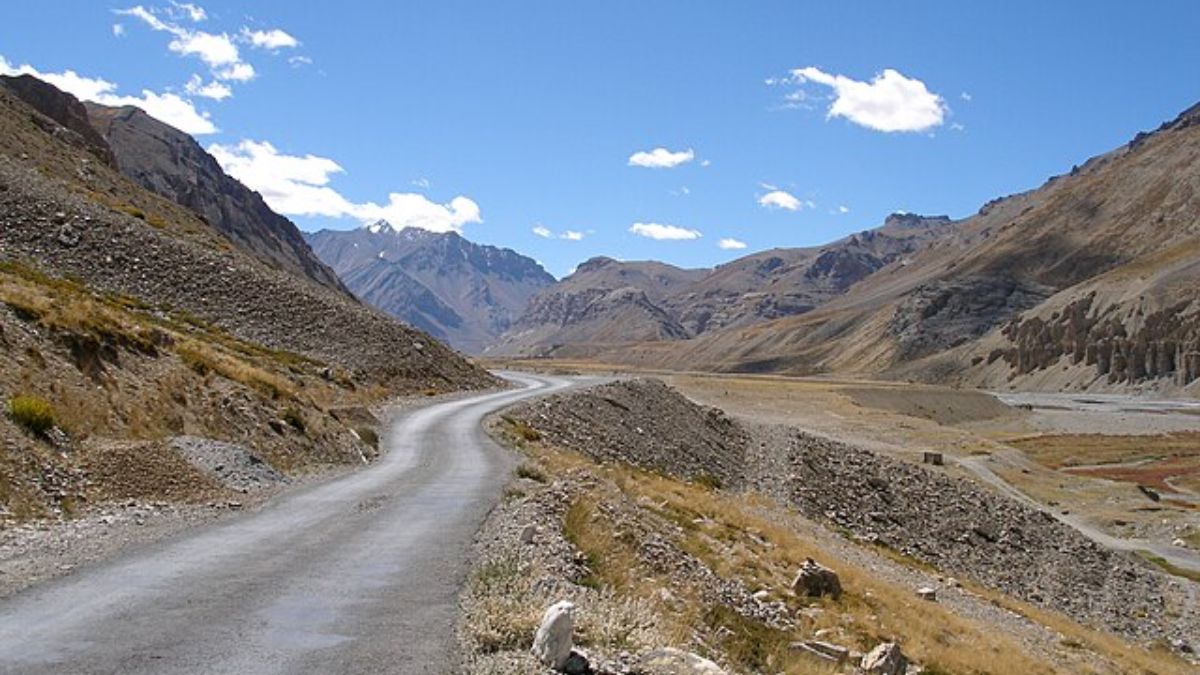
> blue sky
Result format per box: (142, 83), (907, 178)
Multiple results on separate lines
(3, 2), (1199, 277)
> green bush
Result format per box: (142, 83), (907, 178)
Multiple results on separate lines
(515, 462), (548, 483)
(8, 395), (55, 435)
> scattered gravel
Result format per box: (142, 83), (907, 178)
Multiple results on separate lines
(170, 436), (289, 492)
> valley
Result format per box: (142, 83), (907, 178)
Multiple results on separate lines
(1, 5), (1198, 674)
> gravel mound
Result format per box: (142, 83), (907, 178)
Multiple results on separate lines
(505, 378), (748, 487)
(170, 436), (288, 493)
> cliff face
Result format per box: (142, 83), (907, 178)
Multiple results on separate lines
(82, 103), (348, 295)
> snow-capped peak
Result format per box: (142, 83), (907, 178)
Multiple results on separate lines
(364, 219), (393, 234)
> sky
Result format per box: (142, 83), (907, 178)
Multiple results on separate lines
(3, 2), (1199, 278)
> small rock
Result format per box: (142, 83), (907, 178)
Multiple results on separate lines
(752, 589), (770, 602)
(916, 587), (937, 602)
(791, 640), (849, 664)
(634, 647), (728, 674)
(791, 557), (842, 599)
(861, 642), (908, 675)
(532, 600), (575, 670)
(519, 523), (538, 545)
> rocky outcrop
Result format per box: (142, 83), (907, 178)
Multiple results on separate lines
(889, 275), (1053, 360)
(996, 294), (1200, 386)
(860, 643), (908, 675)
(0, 75), (115, 167)
(308, 224), (554, 353)
(83, 102), (347, 294)
(790, 558), (842, 599)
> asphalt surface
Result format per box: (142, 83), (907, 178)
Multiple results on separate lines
(0, 371), (581, 674)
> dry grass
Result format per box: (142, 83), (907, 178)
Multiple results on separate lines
(177, 340), (295, 400)
(512, 436), (1195, 675)
(1010, 432), (1200, 469)
(7, 394), (55, 435)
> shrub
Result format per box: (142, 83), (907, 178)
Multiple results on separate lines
(515, 462), (547, 483)
(282, 406), (306, 433)
(356, 427), (380, 450)
(8, 395), (55, 435)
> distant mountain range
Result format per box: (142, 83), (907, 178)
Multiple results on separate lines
(307, 223), (555, 353)
(487, 213), (951, 357)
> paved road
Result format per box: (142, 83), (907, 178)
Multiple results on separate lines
(0, 371), (581, 674)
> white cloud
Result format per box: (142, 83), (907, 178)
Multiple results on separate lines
(184, 74), (231, 100)
(838, 205), (850, 214)
(532, 224), (584, 240)
(561, 230), (585, 241)
(532, 225), (552, 238)
(950, 122), (966, 132)
(411, 177), (431, 189)
(288, 55), (313, 67)
(628, 147), (694, 169)
(960, 91), (972, 102)
(208, 139), (482, 233)
(718, 238), (747, 250)
(700, 159), (711, 167)
(241, 28), (299, 49)
(0, 55), (217, 135)
(758, 188), (807, 211)
(629, 222), (701, 241)
(170, 2), (207, 22)
(117, 5), (270, 83)
(112, 23), (126, 37)
(786, 67), (947, 133)
(215, 62), (255, 82)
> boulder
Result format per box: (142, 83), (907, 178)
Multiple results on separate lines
(916, 587), (937, 602)
(632, 648), (727, 674)
(791, 640), (849, 664)
(791, 557), (842, 599)
(861, 642), (908, 675)
(532, 601), (576, 670)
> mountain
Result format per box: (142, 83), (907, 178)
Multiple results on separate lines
(71, 89), (346, 294)
(0, 77), (493, 518)
(489, 215), (951, 357)
(607, 103), (1200, 395)
(307, 223), (556, 353)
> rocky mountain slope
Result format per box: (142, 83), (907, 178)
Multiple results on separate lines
(608, 103), (1200, 395)
(490, 216), (949, 357)
(0, 77), (492, 522)
(307, 224), (555, 353)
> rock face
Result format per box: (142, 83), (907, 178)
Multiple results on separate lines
(860, 642), (907, 675)
(491, 217), (952, 357)
(532, 600), (576, 670)
(82, 102), (348, 295)
(791, 558), (842, 599)
(307, 224), (555, 353)
(0, 74), (115, 168)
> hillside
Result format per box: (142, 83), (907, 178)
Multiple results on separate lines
(607, 103), (1200, 394)
(307, 223), (555, 353)
(0, 77), (493, 521)
(489, 215), (951, 357)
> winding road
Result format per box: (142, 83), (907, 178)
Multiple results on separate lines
(0, 371), (583, 675)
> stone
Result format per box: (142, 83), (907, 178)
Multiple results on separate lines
(532, 600), (576, 670)
(633, 647), (728, 674)
(861, 642), (908, 675)
(519, 523), (538, 545)
(791, 640), (849, 664)
(916, 587), (937, 602)
(791, 557), (842, 599)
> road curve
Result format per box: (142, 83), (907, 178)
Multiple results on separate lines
(0, 371), (584, 675)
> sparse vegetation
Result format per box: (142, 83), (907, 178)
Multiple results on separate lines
(356, 427), (379, 450)
(515, 461), (547, 483)
(282, 406), (306, 433)
(501, 415), (541, 442)
(7, 394), (55, 435)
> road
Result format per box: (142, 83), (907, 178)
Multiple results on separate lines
(0, 371), (581, 675)
(957, 452), (1200, 573)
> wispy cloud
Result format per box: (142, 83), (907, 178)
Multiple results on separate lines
(532, 225), (552, 238)
(718, 238), (747, 250)
(241, 27), (299, 50)
(532, 224), (585, 240)
(628, 147), (694, 169)
(629, 222), (701, 241)
(774, 66), (947, 133)
(209, 139), (482, 233)
(184, 74), (231, 100)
